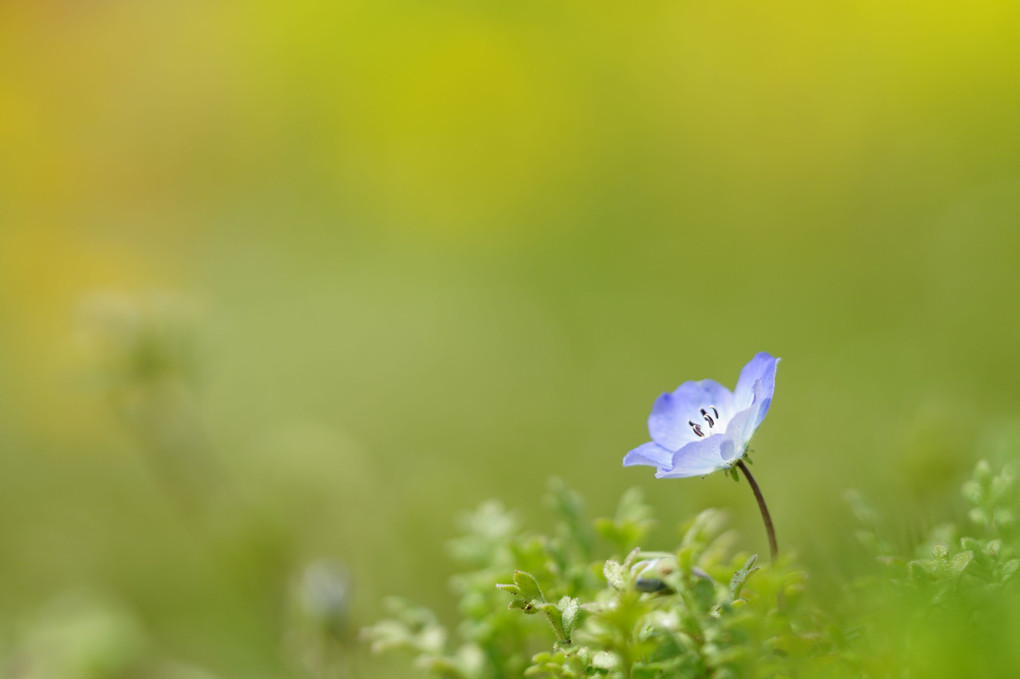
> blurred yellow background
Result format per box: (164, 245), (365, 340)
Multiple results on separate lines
(2, 0), (1019, 675)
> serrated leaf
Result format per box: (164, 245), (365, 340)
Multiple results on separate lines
(513, 570), (546, 603)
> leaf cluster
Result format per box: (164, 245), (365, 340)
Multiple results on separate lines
(363, 481), (826, 679)
(364, 460), (1020, 678)
(845, 459), (1020, 675)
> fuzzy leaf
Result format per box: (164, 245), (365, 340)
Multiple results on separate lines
(603, 559), (627, 590)
(729, 554), (760, 601)
(949, 551), (974, 578)
(513, 570), (546, 603)
(558, 596), (583, 637)
(591, 651), (618, 670)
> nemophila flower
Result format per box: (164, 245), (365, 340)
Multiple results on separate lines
(624, 352), (779, 479)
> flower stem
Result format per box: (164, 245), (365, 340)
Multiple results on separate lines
(735, 460), (778, 563)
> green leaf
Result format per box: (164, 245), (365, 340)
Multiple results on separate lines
(497, 570), (548, 615)
(960, 536), (981, 552)
(514, 570), (546, 602)
(729, 554), (760, 601)
(603, 560), (627, 590)
(999, 559), (1020, 584)
(558, 596), (583, 637)
(990, 466), (1016, 503)
(962, 480), (983, 506)
(948, 551), (974, 578)
(591, 651), (618, 670)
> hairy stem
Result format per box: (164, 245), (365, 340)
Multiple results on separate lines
(736, 460), (778, 563)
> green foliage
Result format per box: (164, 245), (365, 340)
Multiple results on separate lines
(852, 460), (1019, 600)
(365, 460), (1020, 678)
(593, 488), (655, 557)
(363, 597), (485, 679)
(844, 459), (1020, 676)
(364, 480), (824, 679)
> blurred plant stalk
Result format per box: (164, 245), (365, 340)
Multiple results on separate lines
(76, 291), (221, 516)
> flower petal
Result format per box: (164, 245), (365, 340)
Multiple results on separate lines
(722, 406), (756, 448)
(623, 441), (673, 468)
(653, 434), (734, 478)
(725, 378), (775, 445)
(748, 378), (774, 431)
(648, 379), (735, 450)
(733, 353), (779, 412)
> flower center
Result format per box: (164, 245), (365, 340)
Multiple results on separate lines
(688, 406), (720, 438)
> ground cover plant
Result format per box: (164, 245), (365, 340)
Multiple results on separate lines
(365, 354), (1020, 678)
(364, 458), (1019, 678)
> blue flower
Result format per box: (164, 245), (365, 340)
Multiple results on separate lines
(624, 352), (779, 478)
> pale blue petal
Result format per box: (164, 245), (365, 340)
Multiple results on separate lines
(653, 434), (732, 478)
(648, 379), (735, 450)
(647, 392), (698, 451)
(723, 406), (757, 448)
(725, 379), (774, 446)
(675, 379), (736, 421)
(749, 378), (774, 431)
(733, 353), (779, 411)
(623, 441), (673, 468)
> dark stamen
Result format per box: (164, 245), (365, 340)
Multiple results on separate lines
(711, 406), (719, 419)
(688, 420), (706, 438)
(700, 407), (715, 428)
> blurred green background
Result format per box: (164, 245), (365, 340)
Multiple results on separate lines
(2, 0), (1019, 676)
